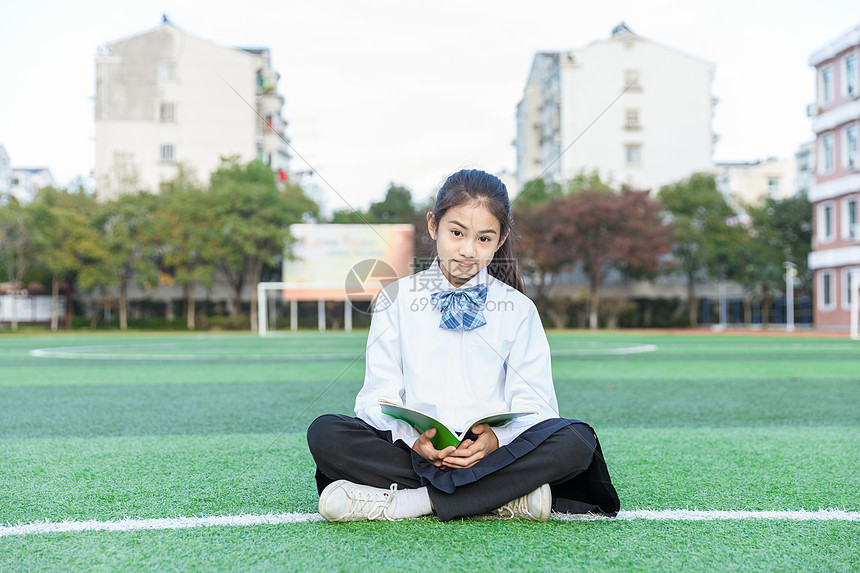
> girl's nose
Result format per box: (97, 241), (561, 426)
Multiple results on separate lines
(460, 240), (477, 257)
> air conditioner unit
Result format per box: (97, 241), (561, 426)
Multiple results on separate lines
(806, 103), (821, 117)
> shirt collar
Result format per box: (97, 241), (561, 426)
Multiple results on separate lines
(428, 257), (490, 292)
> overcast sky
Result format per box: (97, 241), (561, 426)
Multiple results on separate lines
(1, 0), (858, 211)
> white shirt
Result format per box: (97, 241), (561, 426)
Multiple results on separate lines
(354, 258), (560, 448)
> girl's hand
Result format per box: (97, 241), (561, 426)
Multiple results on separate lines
(441, 424), (499, 469)
(412, 428), (456, 468)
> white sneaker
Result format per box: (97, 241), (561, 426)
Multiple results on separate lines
(318, 480), (400, 522)
(492, 484), (552, 522)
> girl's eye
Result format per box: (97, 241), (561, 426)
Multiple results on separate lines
(451, 230), (462, 237)
(479, 236), (491, 243)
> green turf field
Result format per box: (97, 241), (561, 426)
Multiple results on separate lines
(1, 331), (858, 572)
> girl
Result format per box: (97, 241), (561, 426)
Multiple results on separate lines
(307, 169), (619, 522)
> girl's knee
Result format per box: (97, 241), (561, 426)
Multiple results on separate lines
(553, 424), (597, 469)
(306, 414), (346, 456)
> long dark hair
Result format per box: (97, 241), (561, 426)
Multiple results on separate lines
(428, 169), (525, 293)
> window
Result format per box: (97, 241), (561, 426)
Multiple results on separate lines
(844, 267), (860, 309)
(819, 270), (835, 310)
(160, 144), (175, 163)
(158, 61), (175, 84)
(817, 201), (835, 243)
(624, 69), (641, 91)
(625, 144), (641, 165)
(821, 133), (835, 173)
(821, 65), (834, 104)
(845, 53), (857, 97)
(767, 177), (780, 197)
(844, 196), (858, 241)
(845, 124), (858, 170)
(625, 109), (640, 130)
(160, 102), (175, 123)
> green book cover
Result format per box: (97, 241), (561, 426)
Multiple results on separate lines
(378, 399), (535, 450)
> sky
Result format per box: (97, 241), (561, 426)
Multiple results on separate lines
(2, 0), (859, 212)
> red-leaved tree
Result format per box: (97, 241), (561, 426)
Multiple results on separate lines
(544, 189), (672, 329)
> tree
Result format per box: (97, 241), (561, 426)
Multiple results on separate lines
(736, 195), (813, 325)
(148, 169), (219, 329)
(93, 192), (159, 330)
(368, 183), (414, 223)
(208, 157), (319, 331)
(510, 177), (563, 210)
(29, 187), (111, 330)
(545, 188), (672, 329)
(657, 173), (741, 327)
(0, 199), (36, 331)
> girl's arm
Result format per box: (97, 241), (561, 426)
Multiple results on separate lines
(493, 304), (560, 447)
(353, 288), (422, 447)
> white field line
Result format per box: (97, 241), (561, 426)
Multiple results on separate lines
(2, 509), (857, 537)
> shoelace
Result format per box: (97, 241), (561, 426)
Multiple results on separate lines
(493, 494), (529, 519)
(346, 484), (399, 521)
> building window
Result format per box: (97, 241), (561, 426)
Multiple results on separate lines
(624, 69), (641, 91)
(767, 177), (780, 197)
(817, 201), (835, 243)
(844, 267), (859, 309)
(625, 144), (641, 165)
(820, 133), (835, 173)
(624, 109), (640, 130)
(820, 65), (834, 104)
(158, 61), (176, 84)
(844, 196), (858, 241)
(160, 102), (175, 123)
(845, 124), (858, 170)
(819, 270), (835, 310)
(160, 144), (175, 163)
(845, 53), (857, 98)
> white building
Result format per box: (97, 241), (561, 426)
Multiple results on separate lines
(94, 19), (290, 199)
(715, 158), (798, 207)
(515, 23), (716, 194)
(0, 146), (10, 201)
(8, 167), (55, 204)
(795, 140), (816, 197)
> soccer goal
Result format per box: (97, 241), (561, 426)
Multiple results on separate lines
(256, 282), (356, 337)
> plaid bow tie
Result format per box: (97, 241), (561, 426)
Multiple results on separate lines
(430, 283), (488, 331)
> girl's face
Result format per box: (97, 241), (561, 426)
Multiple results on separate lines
(427, 200), (508, 287)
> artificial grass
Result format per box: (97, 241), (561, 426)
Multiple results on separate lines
(1, 427), (856, 525)
(2, 520), (857, 573)
(0, 331), (857, 572)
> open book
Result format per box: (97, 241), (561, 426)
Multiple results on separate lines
(378, 399), (535, 450)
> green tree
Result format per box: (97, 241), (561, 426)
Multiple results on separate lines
(92, 192), (159, 330)
(148, 169), (219, 330)
(657, 173), (741, 327)
(736, 195), (813, 325)
(29, 186), (111, 330)
(209, 157), (319, 331)
(0, 199), (36, 331)
(511, 177), (564, 210)
(368, 183), (414, 223)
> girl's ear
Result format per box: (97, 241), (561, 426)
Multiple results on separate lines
(496, 229), (510, 251)
(426, 212), (437, 240)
